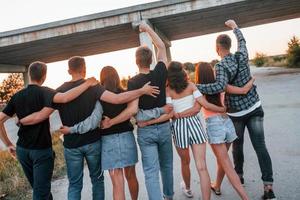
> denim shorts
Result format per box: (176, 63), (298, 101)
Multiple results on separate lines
(205, 115), (237, 144)
(101, 131), (138, 170)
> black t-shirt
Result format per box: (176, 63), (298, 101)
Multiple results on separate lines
(127, 62), (167, 110)
(100, 89), (133, 136)
(54, 79), (105, 148)
(2, 85), (56, 149)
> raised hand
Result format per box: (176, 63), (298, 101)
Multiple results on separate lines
(86, 77), (98, 87)
(225, 19), (238, 30)
(59, 126), (71, 135)
(139, 21), (151, 33)
(141, 82), (160, 97)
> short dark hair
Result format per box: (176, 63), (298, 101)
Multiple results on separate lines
(167, 61), (188, 94)
(28, 61), (47, 82)
(216, 34), (231, 50)
(68, 56), (85, 72)
(135, 46), (152, 68)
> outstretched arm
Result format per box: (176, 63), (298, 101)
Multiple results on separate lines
(53, 77), (98, 103)
(137, 112), (173, 128)
(135, 104), (173, 122)
(139, 22), (167, 65)
(60, 101), (103, 135)
(100, 82), (159, 104)
(197, 64), (228, 95)
(226, 77), (255, 95)
(101, 100), (138, 129)
(20, 107), (54, 125)
(225, 19), (248, 61)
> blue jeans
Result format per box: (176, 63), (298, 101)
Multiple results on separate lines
(64, 140), (104, 200)
(16, 146), (54, 200)
(230, 106), (273, 185)
(137, 122), (174, 200)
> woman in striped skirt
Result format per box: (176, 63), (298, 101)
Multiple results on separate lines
(166, 61), (226, 200)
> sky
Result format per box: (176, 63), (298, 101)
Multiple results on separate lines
(1, 0), (300, 88)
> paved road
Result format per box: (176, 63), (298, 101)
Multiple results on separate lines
(3, 67), (300, 199)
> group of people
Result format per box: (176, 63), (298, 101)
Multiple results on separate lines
(0, 19), (276, 200)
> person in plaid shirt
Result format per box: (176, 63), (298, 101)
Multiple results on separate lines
(197, 20), (276, 200)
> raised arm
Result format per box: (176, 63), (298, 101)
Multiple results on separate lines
(226, 77), (255, 95)
(101, 100), (138, 129)
(139, 22), (167, 65)
(53, 77), (98, 103)
(59, 101), (103, 135)
(197, 64), (228, 95)
(100, 82), (159, 104)
(0, 112), (16, 157)
(225, 19), (248, 60)
(19, 107), (54, 126)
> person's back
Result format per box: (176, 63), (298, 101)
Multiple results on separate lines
(54, 79), (104, 148)
(100, 88), (133, 135)
(9, 85), (55, 149)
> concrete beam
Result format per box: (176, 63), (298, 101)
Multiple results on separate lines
(0, 64), (27, 73)
(22, 71), (29, 87)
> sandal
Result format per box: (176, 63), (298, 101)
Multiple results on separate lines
(211, 183), (221, 195)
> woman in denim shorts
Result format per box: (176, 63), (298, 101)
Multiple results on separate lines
(62, 66), (140, 200)
(195, 62), (253, 200)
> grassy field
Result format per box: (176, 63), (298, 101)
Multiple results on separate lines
(0, 132), (65, 200)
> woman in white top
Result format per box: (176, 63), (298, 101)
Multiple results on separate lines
(138, 61), (225, 200)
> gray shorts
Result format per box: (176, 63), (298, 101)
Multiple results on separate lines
(205, 115), (237, 144)
(101, 131), (138, 170)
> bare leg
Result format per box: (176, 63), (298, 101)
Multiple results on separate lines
(191, 143), (211, 200)
(109, 168), (125, 200)
(211, 143), (249, 200)
(176, 147), (191, 190)
(124, 165), (139, 200)
(211, 143), (231, 189)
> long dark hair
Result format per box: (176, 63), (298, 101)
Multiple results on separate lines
(195, 62), (222, 106)
(100, 66), (124, 93)
(167, 61), (188, 94)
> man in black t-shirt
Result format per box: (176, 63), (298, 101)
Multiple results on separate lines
(19, 56), (159, 200)
(127, 22), (174, 200)
(0, 61), (98, 200)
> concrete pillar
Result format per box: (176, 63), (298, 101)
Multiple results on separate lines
(138, 32), (156, 70)
(166, 46), (172, 64)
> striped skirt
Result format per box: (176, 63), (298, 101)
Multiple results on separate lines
(172, 116), (208, 149)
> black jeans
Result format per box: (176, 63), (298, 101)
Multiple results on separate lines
(16, 146), (54, 200)
(230, 106), (274, 185)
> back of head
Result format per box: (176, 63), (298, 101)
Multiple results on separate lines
(135, 46), (152, 68)
(29, 61), (47, 82)
(195, 62), (221, 106)
(167, 61), (188, 94)
(216, 34), (231, 50)
(100, 66), (123, 93)
(68, 56), (86, 74)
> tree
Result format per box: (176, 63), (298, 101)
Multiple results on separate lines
(286, 36), (300, 68)
(0, 73), (24, 103)
(253, 52), (267, 67)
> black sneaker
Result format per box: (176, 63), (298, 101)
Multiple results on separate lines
(262, 189), (276, 200)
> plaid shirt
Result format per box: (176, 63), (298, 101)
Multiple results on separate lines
(197, 28), (260, 113)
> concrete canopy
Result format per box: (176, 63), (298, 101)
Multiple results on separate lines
(0, 0), (300, 66)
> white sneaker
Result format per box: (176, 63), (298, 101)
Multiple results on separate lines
(180, 181), (194, 198)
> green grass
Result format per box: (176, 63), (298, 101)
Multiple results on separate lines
(0, 132), (66, 200)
